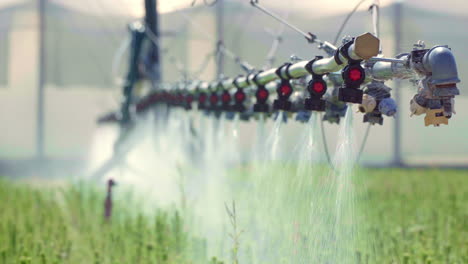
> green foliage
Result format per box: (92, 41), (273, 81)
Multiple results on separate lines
(1, 168), (467, 263)
(0, 179), (204, 264)
(358, 169), (468, 263)
(228, 166), (468, 263)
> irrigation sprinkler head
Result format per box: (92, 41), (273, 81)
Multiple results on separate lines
(174, 92), (185, 107)
(410, 94), (450, 127)
(273, 63), (295, 111)
(379, 98), (397, 116)
(208, 91), (220, 112)
(166, 91), (176, 107)
(164, 91), (173, 105)
(363, 113), (383, 125)
(233, 88), (247, 113)
(409, 45), (460, 126)
(305, 76), (327, 112)
(197, 92), (208, 110)
(359, 81), (396, 125)
(253, 86), (270, 113)
(220, 89), (238, 120)
(221, 90), (233, 111)
(358, 94), (377, 113)
(273, 80), (293, 111)
(339, 61), (365, 104)
(184, 93), (194, 110)
(221, 90), (233, 112)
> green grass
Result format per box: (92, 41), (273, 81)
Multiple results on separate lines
(227, 166), (468, 263)
(0, 179), (206, 264)
(0, 169), (467, 263)
(359, 169), (468, 263)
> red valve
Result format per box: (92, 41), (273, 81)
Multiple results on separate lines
(349, 68), (363, 82)
(210, 94), (218, 104)
(279, 84), (292, 97)
(221, 92), (231, 103)
(257, 89), (268, 100)
(235, 90), (246, 102)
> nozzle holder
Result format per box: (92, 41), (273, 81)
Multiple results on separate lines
(254, 87), (270, 112)
(175, 93), (184, 107)
(167, 93), (176, 106)
(363, 112), (384, 125)
(305, 98), (326, 111)
(208, 92), (220, 111)
(304, 56), (327, 111)
(273, 63), (294, 111)
(251, 72), (270, 113)
(339, 60), (365, 104)
(233, 78), (247, 112)
(197, 92), (207, 110)
(338, 88), (363, 104)
(184, 94), (194, 110)
(220, 90), (233, 111)
(273, 99), (292, 111)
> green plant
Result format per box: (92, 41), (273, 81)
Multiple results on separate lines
(0, 179), (206, 264)
(225, 201), (243, 264)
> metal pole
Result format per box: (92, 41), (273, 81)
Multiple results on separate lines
(393, 0), (403, 166)
(145, 0), (161, 83)
(90, 0), (161, 180)
(216, 0), (225, 77)
(37, 0), (46, 159)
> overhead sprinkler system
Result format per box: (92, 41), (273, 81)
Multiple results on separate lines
(102, 33), (460, 125)
(93, 0), (462, 179)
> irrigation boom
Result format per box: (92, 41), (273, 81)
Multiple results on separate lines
(91, 0), (461, 180)
(122, 34), (459, 127)
(196, 33), (378, 90)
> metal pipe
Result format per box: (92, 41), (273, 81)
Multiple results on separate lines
(196, 32), (380, 92)
(144, 0), (161, 82)
(324, 54), (414, 85)
(369, 57), (413, 81)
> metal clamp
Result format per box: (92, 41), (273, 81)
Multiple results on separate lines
(232, 76), (243, 89)
(305, 56), (324, 77)
(340, 38), (361, 64)
(275, 63), (294, 80)
(251, 70), (264, 87)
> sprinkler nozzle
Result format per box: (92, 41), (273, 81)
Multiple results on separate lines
(339, 62), (365, 104)
(305, 78), (327, 111)
(253, 86), (270, 113)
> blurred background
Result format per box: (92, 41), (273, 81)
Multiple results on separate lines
(1, 0), (467, 177)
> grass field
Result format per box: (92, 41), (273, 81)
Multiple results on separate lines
(357, 169), (467, 263)
(0, 169), (467, 263)
(0, 180), (200, 264)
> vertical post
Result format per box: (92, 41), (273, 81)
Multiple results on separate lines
(392, 0), (403, 166)
(216, 0), (225, 78)
(144, 0), (161, 83)
(37, 0), (46, 159)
